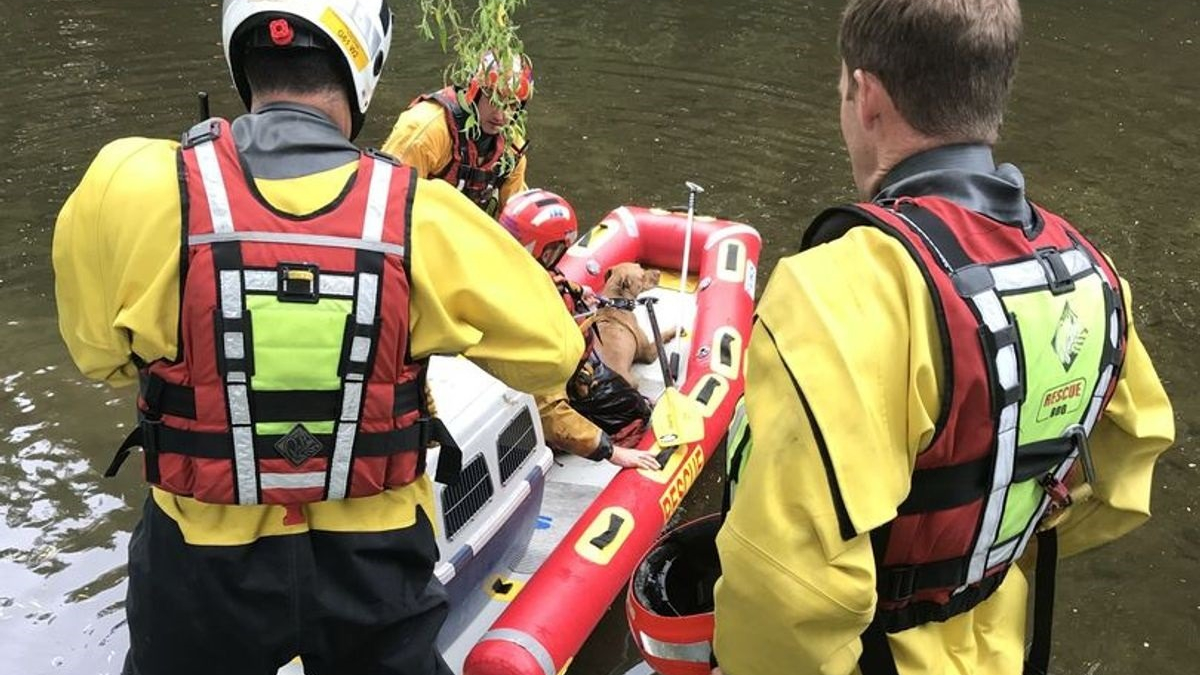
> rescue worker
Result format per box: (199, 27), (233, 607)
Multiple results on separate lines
(499, 188), (660, 471)
(711, 1), (1175, 674)
(52, 2), (582, 674)
(382, 50), (531, 216)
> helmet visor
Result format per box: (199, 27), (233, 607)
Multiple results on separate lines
(538, 241), (568, 268)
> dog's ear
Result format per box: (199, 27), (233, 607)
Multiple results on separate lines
(604, 267), (614, 282)
(644, 269), (661, 290)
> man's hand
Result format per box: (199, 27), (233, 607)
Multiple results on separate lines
(609, 445), (662, 470)
(579, 285), (599, 310)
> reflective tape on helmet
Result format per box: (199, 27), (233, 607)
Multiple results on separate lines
(637, 632), (711, 663)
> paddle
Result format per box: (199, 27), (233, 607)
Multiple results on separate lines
(671, 181), (705, 380)
(641, 297), (705, 466)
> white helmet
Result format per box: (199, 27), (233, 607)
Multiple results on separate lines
(222, 0), (393, 139)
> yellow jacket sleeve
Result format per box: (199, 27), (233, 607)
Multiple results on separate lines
(408, 178), (583, 395)
(536, 390), (603, 457)
(380, 102), (452, 178)
(53, 137), (184, 386)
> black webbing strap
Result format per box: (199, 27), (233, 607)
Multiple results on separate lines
(104, 422), (429, 476)
(1024, 528), (1058, 675)
(430, 416), (463, 485)
(1013, 437), (1076, 483)
(135, 377), (422, 424)
(140, 374), (195, 418)
(859, 618), (902, 675)
(877, 554), (970, 602)
(106, 424), (146, 478)
(898, 455), (992, 515)
(897, 203), (976, 273)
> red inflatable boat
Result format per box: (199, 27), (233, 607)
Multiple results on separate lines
(457, 206), (761, 675)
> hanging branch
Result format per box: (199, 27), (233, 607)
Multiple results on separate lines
(418, 0), (531, 174)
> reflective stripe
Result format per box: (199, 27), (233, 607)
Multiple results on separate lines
(350, 336), (371, 363)
(356, 273), (379, 325)
(1083, 366), (1113, 432)
(242, 270), (356, 297)
(243, 270), (276, 292)
(986, 535), (1021, 569)
(260, 472), (327, 490)
(990, 258), (1045, 291)
(227, 371), (247, 384)
(996, 344), (1019, 391)
(340, 382), (363, 422)
(193, 140), (234, 234)
(972, 291), (1008, 332)
(227, 384), (251, 426)
(223, 332), (245, 360)
(326, 422), (357, 500)
(998, 399), (1018, 433)
(478, 629), (556, 675)
(232, 426), (257, 504)
(637, 632), (712, 663)
(967, 416), (1018, 583)
(964, 284), (1023, 585)
(361, 159), (392, 243)
(220, 271), (243, 319)
(991, 249), (1091, 292)
(190, 231), (406, 257)
(321, 275), (355, 297)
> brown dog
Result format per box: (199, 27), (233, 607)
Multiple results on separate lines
(585, 262), (676, 386)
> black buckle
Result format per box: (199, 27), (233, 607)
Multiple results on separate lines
(278, 263), (320, 303)
(887, 566), (918, 602)
(1035, 248), (1075, 295)
(181, 120), (222, 148)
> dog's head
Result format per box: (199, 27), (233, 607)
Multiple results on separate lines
(603, 262), (661, 300)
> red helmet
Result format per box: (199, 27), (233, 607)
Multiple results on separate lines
(499, 189), (578, 268)
(466, 49), (534, 105)
(626, 514), (722, 675)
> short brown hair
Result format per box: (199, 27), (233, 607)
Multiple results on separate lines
(839, 0), (1022, 143)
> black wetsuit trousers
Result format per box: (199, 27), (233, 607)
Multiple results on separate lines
(121, 494), (452, 675)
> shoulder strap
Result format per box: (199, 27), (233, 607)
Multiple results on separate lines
(181, 118), (225, 148)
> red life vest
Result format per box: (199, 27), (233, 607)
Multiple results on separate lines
(802, 196), (1127, 631)
(550, 269), (586, 317)
(412, 86), (519, 216)
(106, 119), (458, 506)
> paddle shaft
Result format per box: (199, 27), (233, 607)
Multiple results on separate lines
(642, 299), (675, 386)
(675, 182), (703, 367)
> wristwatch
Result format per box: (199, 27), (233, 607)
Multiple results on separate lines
(586, 432), (613, 462)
